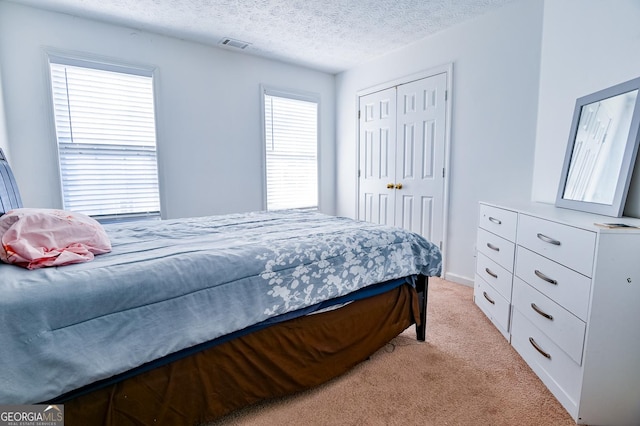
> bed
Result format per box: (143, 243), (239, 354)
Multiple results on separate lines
(0, 149), (442, 425)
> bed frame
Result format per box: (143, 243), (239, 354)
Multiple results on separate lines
(55, 279), (429, 425)
(0, 149), (432, 425)
(0, 148), (23, 214)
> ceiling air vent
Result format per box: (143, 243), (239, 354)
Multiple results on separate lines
(219, 37), (251, 50)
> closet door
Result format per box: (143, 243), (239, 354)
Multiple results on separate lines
(394, 73), (447, 242)
(358, 87), (397, 226)
(358, 72), (448, 248)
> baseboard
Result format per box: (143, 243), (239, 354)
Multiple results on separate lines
(442, 272), (473, 287)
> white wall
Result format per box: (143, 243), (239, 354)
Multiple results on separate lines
(336, 0), (544, 284)
(532, 0), (640, 218)
(0, 1), (336, 219)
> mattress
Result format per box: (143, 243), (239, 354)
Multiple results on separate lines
(0, 209), (441, 403)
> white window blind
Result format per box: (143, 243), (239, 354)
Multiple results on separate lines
(264, 92), (318, 210)
(49, 58), (160, 220)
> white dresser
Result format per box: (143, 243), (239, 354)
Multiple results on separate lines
(474, 203), (518, 339)
(474, 201), (640, 425)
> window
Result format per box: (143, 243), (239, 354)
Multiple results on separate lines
(263, 89), (319, 210)
(48, 55), (160, 220)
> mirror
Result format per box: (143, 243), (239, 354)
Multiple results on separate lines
(556, 77), (640, 217)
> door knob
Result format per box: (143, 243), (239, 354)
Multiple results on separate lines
(395, 183), (403, 190)
(386, 183), (394, 189)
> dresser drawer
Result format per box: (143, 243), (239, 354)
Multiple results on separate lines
(512, 278), (586, 364)
(477, 228), (516, 271)
(476, 252), (513, 301)
(474, 275), (511, 338)
(515, 246), (591, 321)
(511, 309), (582, 414)
(478, 204), (517, 242)
(517, 214), (596, 277)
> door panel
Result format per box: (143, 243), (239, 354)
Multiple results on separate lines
(358, 87), (396, 226)
(394, 73), (447, 243)
(401, 123), (415, 179)
(422, 120), (436, 179)
(420, 195), (434, 237)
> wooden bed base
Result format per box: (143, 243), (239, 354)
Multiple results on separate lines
(59, 279), (428, 425)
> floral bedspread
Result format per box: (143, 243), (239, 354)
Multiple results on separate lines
(0, 210), (441, 403)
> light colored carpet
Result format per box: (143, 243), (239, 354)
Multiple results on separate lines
(207, 278), (575, 425)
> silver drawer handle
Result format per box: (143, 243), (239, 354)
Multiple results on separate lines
(531, 303), (554, 321)
(488, 216), (502, 225)
(485, 267), (498, 279)
(483, 291), (495, 305)
(529, 337), (551, 359)
(486, 242), (500, 252)
(534, 269), (558, 285)
(537, 233), (561, 246)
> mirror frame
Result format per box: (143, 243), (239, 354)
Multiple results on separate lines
(555, 77), (640, 217)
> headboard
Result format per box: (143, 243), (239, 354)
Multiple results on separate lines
(0, 148), (23, 215)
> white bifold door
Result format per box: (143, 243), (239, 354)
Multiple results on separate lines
(358, 72), (448, 249)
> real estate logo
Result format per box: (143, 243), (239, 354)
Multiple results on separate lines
(0, 405), (64, 426)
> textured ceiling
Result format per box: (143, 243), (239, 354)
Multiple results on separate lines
(8, 0), (515, 74)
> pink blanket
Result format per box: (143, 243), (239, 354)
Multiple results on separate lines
(0, 208), (111, 269)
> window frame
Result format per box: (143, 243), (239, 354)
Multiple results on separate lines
(260, 85), (321, 211)
(45, 49), (163, 222)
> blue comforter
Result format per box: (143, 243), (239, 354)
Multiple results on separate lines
(0, 210), (441, 403)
